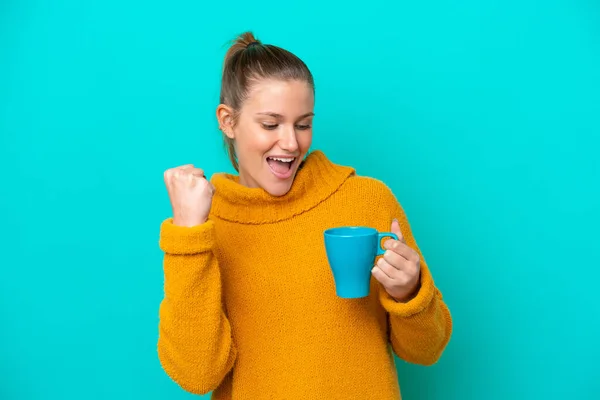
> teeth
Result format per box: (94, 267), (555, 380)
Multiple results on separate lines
(269, 157), (295, 163)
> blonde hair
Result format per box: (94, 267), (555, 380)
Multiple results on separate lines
(219, 31), (315, 171)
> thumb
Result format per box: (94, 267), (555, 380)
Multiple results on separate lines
(391, 218), (405, 243)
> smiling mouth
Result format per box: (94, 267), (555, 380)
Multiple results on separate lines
(266, 156), (297, 178)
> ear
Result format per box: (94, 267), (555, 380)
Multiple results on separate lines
(216, 104), (235, 139)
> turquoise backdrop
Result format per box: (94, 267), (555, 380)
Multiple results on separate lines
(1, 1), (599, 399)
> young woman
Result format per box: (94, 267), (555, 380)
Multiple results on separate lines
(158, 31), (452, 399)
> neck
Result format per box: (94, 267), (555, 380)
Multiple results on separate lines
(210, 150), (355, 224)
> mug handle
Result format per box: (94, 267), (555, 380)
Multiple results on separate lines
(377, 232), (398, 256)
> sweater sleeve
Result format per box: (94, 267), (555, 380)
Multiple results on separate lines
(157, 218), (237, 394)
(378, 189), (453, 366)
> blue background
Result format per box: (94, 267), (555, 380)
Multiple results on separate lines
(1, 1), (599, 399)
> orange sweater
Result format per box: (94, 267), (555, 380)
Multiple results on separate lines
(157, 150), (452, 399)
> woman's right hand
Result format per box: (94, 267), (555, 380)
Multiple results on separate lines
(164, 164), (215, 227)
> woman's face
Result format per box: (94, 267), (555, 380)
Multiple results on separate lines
(219, 79), (314, 196)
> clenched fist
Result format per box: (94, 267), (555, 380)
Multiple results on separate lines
(164, 164), (215, 227)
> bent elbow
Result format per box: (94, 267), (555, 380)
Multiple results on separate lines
(157, 345), (235, 395)
(414, 350), (443, 366)
(395, 330), (452, 367)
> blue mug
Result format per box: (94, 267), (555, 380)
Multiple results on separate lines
(324, 226), (398, 298)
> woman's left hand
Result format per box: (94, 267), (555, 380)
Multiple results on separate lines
(371, 219), (421, 302)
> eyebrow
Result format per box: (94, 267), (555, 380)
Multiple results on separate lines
(256, 112), (315, 119)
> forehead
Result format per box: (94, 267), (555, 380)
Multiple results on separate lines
(243, 79), (314, 113)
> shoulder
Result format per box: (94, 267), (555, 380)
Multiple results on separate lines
(339, 174), (403, 214)
(312, 150), (404, 212)
(343, 174), (398, 201)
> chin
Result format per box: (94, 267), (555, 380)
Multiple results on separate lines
(262, 180), (294, 197)
(259, 153), (304, 196)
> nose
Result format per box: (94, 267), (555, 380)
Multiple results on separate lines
(278, 125), (299, 153)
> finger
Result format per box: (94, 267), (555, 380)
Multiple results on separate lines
(191, 169), (205, 178)
(171, 165), (196, 180)
(371, 264), (395, 287)
(176, 164), (195, 170)
(382, 249), (410, 271)
(194, 176), (214, 193)
(375, 257), (400, 280)
(384, 240), (420, 263)
(164, 168), (182, 186)
(173, 168), (203, 181)
(391, 218), (405, 243)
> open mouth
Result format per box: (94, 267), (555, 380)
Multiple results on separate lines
(266, 156), (297, 179)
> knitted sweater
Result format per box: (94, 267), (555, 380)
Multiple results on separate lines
(157, 150), (452, 399)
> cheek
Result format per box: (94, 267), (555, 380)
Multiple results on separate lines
(236, 127), (270, 154)
(299, 131), (313, 150)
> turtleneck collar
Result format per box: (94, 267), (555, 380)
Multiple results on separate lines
(210, 150), (355, 224)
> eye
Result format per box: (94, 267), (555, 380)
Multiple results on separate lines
(296, 124), (311, 130)
(262, 123), (278, 130)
